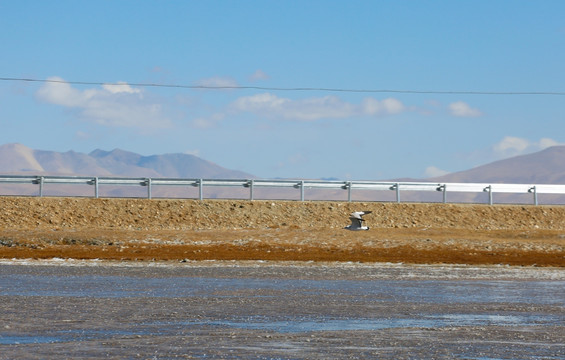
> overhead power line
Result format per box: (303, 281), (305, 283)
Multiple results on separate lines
(1, 76), (565, 96)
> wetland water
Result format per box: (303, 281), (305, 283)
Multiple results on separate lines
(0, 260), (563, 359)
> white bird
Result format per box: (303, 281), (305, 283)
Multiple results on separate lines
(345, 211), (372, 231)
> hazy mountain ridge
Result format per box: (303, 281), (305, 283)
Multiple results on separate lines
(2, 143), (565, 185)
(0, 143), (255, 179)
(427, 146), (565, 184)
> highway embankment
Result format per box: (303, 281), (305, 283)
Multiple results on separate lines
(1, 197), (564, 266)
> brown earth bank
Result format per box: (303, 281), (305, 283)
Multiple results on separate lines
(0, 196), (564, 266)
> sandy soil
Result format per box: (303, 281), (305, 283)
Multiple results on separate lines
(1, 197), (564, 266)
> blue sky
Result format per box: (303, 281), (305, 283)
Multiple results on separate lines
(1, 1), (564, 180)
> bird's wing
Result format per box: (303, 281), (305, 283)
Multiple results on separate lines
(350, 212), (363, 220)
(350, 211), (372, 220)
(349, 218), (363, 228)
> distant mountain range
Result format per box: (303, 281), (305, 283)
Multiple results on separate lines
(2, 142), (565, 184)
(412, 146), (565, 204)
(0, 143), (254, 179)
(426, 146), (565, 184)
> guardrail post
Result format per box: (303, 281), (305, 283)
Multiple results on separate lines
(300, 180), (305, 201)
(198, 178), (203, 200)
(146, 178), (152, 199)
(39, 176), (44, 197)
(484, 185), (493, 205)
(441, 184), (447, 203)
(395, 183), (400, 203)
(249, 179), (254, 201)
(530, 186), (538, 205)
(347, 181), (352, 202)
(94, 177), (99, 198)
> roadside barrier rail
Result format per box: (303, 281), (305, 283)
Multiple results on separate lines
(1, 175), (565, 205)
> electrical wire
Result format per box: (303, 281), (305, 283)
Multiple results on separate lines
(1, 76), (565, 96)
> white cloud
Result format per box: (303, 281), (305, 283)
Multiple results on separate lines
(231, 93), (287, 114)
(249, 69), (269, 81)
(229, 93), (406, 121)
(538, 137), (561, 149)
(36, 77), (83, 107)
(102, 82), (142, 94)
(493, 136), (562, 158)
(449, 101), (482, 117)
(363, 97), (405, 116)
(493, 136), (530, 154)
(36, 76), (171, 129)
(424, 166), (450, 178)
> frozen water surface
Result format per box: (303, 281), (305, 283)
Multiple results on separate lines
(0, 260), (563, 359)
(1, 274), (563, 305)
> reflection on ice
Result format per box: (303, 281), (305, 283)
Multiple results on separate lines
(1, 274), (563, 305)
(0, 336), (62, 345)
(187, 312), (562, 333)
(1, 312), (560, 346)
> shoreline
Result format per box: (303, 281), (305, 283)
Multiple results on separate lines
(2, 259), (564, 282)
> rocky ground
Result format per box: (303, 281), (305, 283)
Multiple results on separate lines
(1, 196), (564, 266)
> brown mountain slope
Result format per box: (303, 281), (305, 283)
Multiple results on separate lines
(0, 143), (255, 179)
(429, 146), (565, 184)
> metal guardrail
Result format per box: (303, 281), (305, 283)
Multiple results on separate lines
(1, 175), (565, 205)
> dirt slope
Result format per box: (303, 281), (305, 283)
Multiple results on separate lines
(1, 197), (564, 266)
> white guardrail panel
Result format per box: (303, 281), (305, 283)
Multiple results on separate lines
(0, 176), (39, 184)
(96, 177), (148, 186)
(393, 182), (443, 191)
(349, 181), (396, 190)
(252, 179), (303, 187)
(302, 180), (347, 189)
(489, 184), (536, 193)
(2, 175), (565, 204)
(530, 184), (565, 194)
(441, 183), (492, 192)
(149, 178), (199, 186)
(201, 179), (253, 187)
